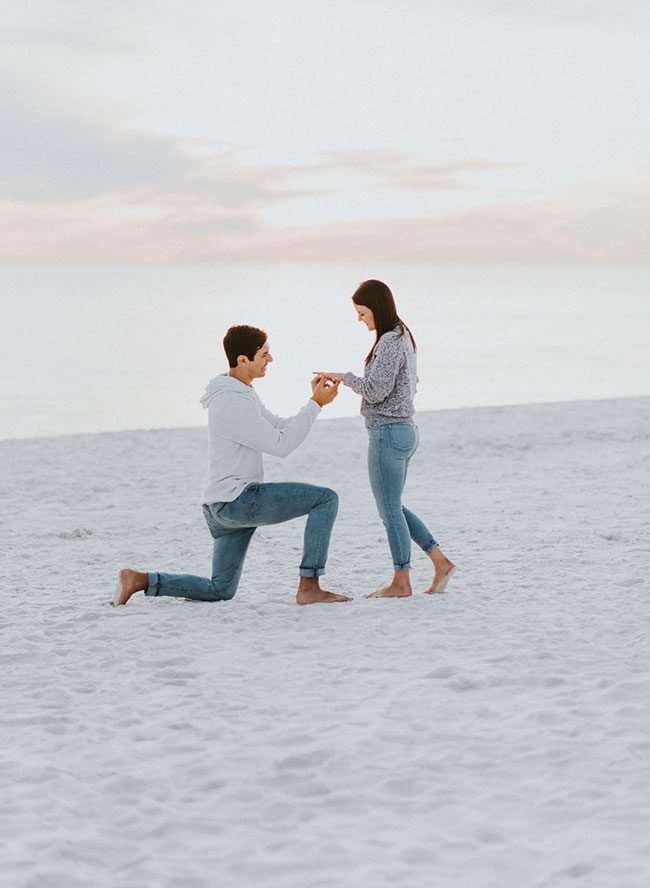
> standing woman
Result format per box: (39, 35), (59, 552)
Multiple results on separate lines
(319, 280), (455, 598)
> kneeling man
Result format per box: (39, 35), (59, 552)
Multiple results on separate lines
(115, 325), (349, 606)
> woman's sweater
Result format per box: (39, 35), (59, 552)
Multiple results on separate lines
(343, 326), (418, 425)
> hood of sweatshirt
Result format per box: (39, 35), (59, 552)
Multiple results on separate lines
(200, 373), (254, 409)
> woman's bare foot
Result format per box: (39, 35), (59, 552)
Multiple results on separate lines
(296, 578), (351, 605)
(425, 550), (456, 594)
(113, 568), (148, 606)
(367, 568), (412, 598)
(367, 584), (412, 599)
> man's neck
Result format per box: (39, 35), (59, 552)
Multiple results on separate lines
(229, 368), (253, 387)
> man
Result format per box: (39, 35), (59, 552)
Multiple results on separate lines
(114, 325), (350, 606)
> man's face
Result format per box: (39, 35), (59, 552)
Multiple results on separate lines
(250, 340), (273, 378)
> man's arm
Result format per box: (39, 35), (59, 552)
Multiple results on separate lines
(259, 374), (336, 428)
(220, 396), (321, 458)
(259, 403), (291, 430)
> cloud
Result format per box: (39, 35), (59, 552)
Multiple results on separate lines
(1, 82), (182, 202)
(0, 78), (322, 209)
(232, 179), (650, 264)
(0, 195), (261, 263)
(0, 79), (524, 264)
(315, 150), (518, 191)
(0, 83), (510, 206)
(2, 176), (648, 264)
(1, 76), (646, 265)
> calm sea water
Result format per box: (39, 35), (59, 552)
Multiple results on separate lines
(1, 263), (649, 439)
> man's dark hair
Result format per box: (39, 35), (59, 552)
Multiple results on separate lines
(223, 325), (267, 369)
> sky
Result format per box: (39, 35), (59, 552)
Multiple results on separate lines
(2, 0), (649, 263)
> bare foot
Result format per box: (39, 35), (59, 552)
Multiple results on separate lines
(367, 584), (412, 599)
(296, 579), (351, 605)
(425, 559), (456, 595)
(113, 568), (148, 606)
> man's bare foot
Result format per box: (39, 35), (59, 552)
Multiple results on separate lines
(425, 554), (456, 595)
(296, 578), (351, 605)
(113, 568), (148, 606)
(367, 584), (412, 599)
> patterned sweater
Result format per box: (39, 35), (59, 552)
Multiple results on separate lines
(343, 326), (418, 425)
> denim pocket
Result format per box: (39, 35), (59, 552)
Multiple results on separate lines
(219, 484), (258, 525)
(387, 422), (417, 454)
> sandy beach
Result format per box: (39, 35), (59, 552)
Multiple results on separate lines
(2, 396), (649, 887)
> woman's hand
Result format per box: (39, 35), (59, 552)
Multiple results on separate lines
(314, 371), (345, 383)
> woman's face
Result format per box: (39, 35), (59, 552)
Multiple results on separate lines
(355, 303), (376, 331)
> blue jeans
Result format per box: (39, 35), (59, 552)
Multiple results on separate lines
(367, 421), (437, 571)
(146, 482), (339, 601)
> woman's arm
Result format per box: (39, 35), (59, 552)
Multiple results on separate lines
(343, 333), (405, 404)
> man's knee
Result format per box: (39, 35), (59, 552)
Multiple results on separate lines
(320, 486), (339, 510)
(205, 583), (237, 602)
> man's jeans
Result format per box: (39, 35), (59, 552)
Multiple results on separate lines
(146, 482), (339, 602)
(367, 421), (437, 571)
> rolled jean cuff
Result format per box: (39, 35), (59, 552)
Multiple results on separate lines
(299, 567), (325, 578)
(424, 542), (439, 555)
(393, 561), (412, 571)
(145, 572), (160, 596)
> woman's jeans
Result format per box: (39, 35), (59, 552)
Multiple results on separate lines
(146, 482), (339, 602)
(367, 420), (437, 571)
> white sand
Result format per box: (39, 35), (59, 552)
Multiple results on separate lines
(2, 397), (649, 887)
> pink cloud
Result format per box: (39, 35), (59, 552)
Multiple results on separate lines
(2, 176), (648, 264)
(312, 150), (519, 192)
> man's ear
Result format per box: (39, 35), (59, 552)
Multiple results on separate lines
(237, 354), (249, 368)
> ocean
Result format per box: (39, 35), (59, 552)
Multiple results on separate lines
(1, 263), (648, 439)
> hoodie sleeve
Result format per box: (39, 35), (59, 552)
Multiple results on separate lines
(219, 395), (321, 458)
(343, 333), (405, 404)
(259, 404), (291, 430)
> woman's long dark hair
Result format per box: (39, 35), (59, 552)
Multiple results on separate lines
(352, 279), (417, 364)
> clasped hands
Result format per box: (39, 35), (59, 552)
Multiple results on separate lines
(310, 371), (345, 407)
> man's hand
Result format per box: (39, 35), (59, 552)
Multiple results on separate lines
(311, 375), (340, 408)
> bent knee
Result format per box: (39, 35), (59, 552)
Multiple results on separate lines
(205, 585), (237, 602)
(321, 487), (339, 508)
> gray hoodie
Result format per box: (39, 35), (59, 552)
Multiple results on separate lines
(200, 374), (321, 504)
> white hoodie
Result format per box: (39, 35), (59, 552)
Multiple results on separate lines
(199, 374), (321, 504)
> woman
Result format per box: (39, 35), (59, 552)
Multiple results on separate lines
(318, 280), (455, 598)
